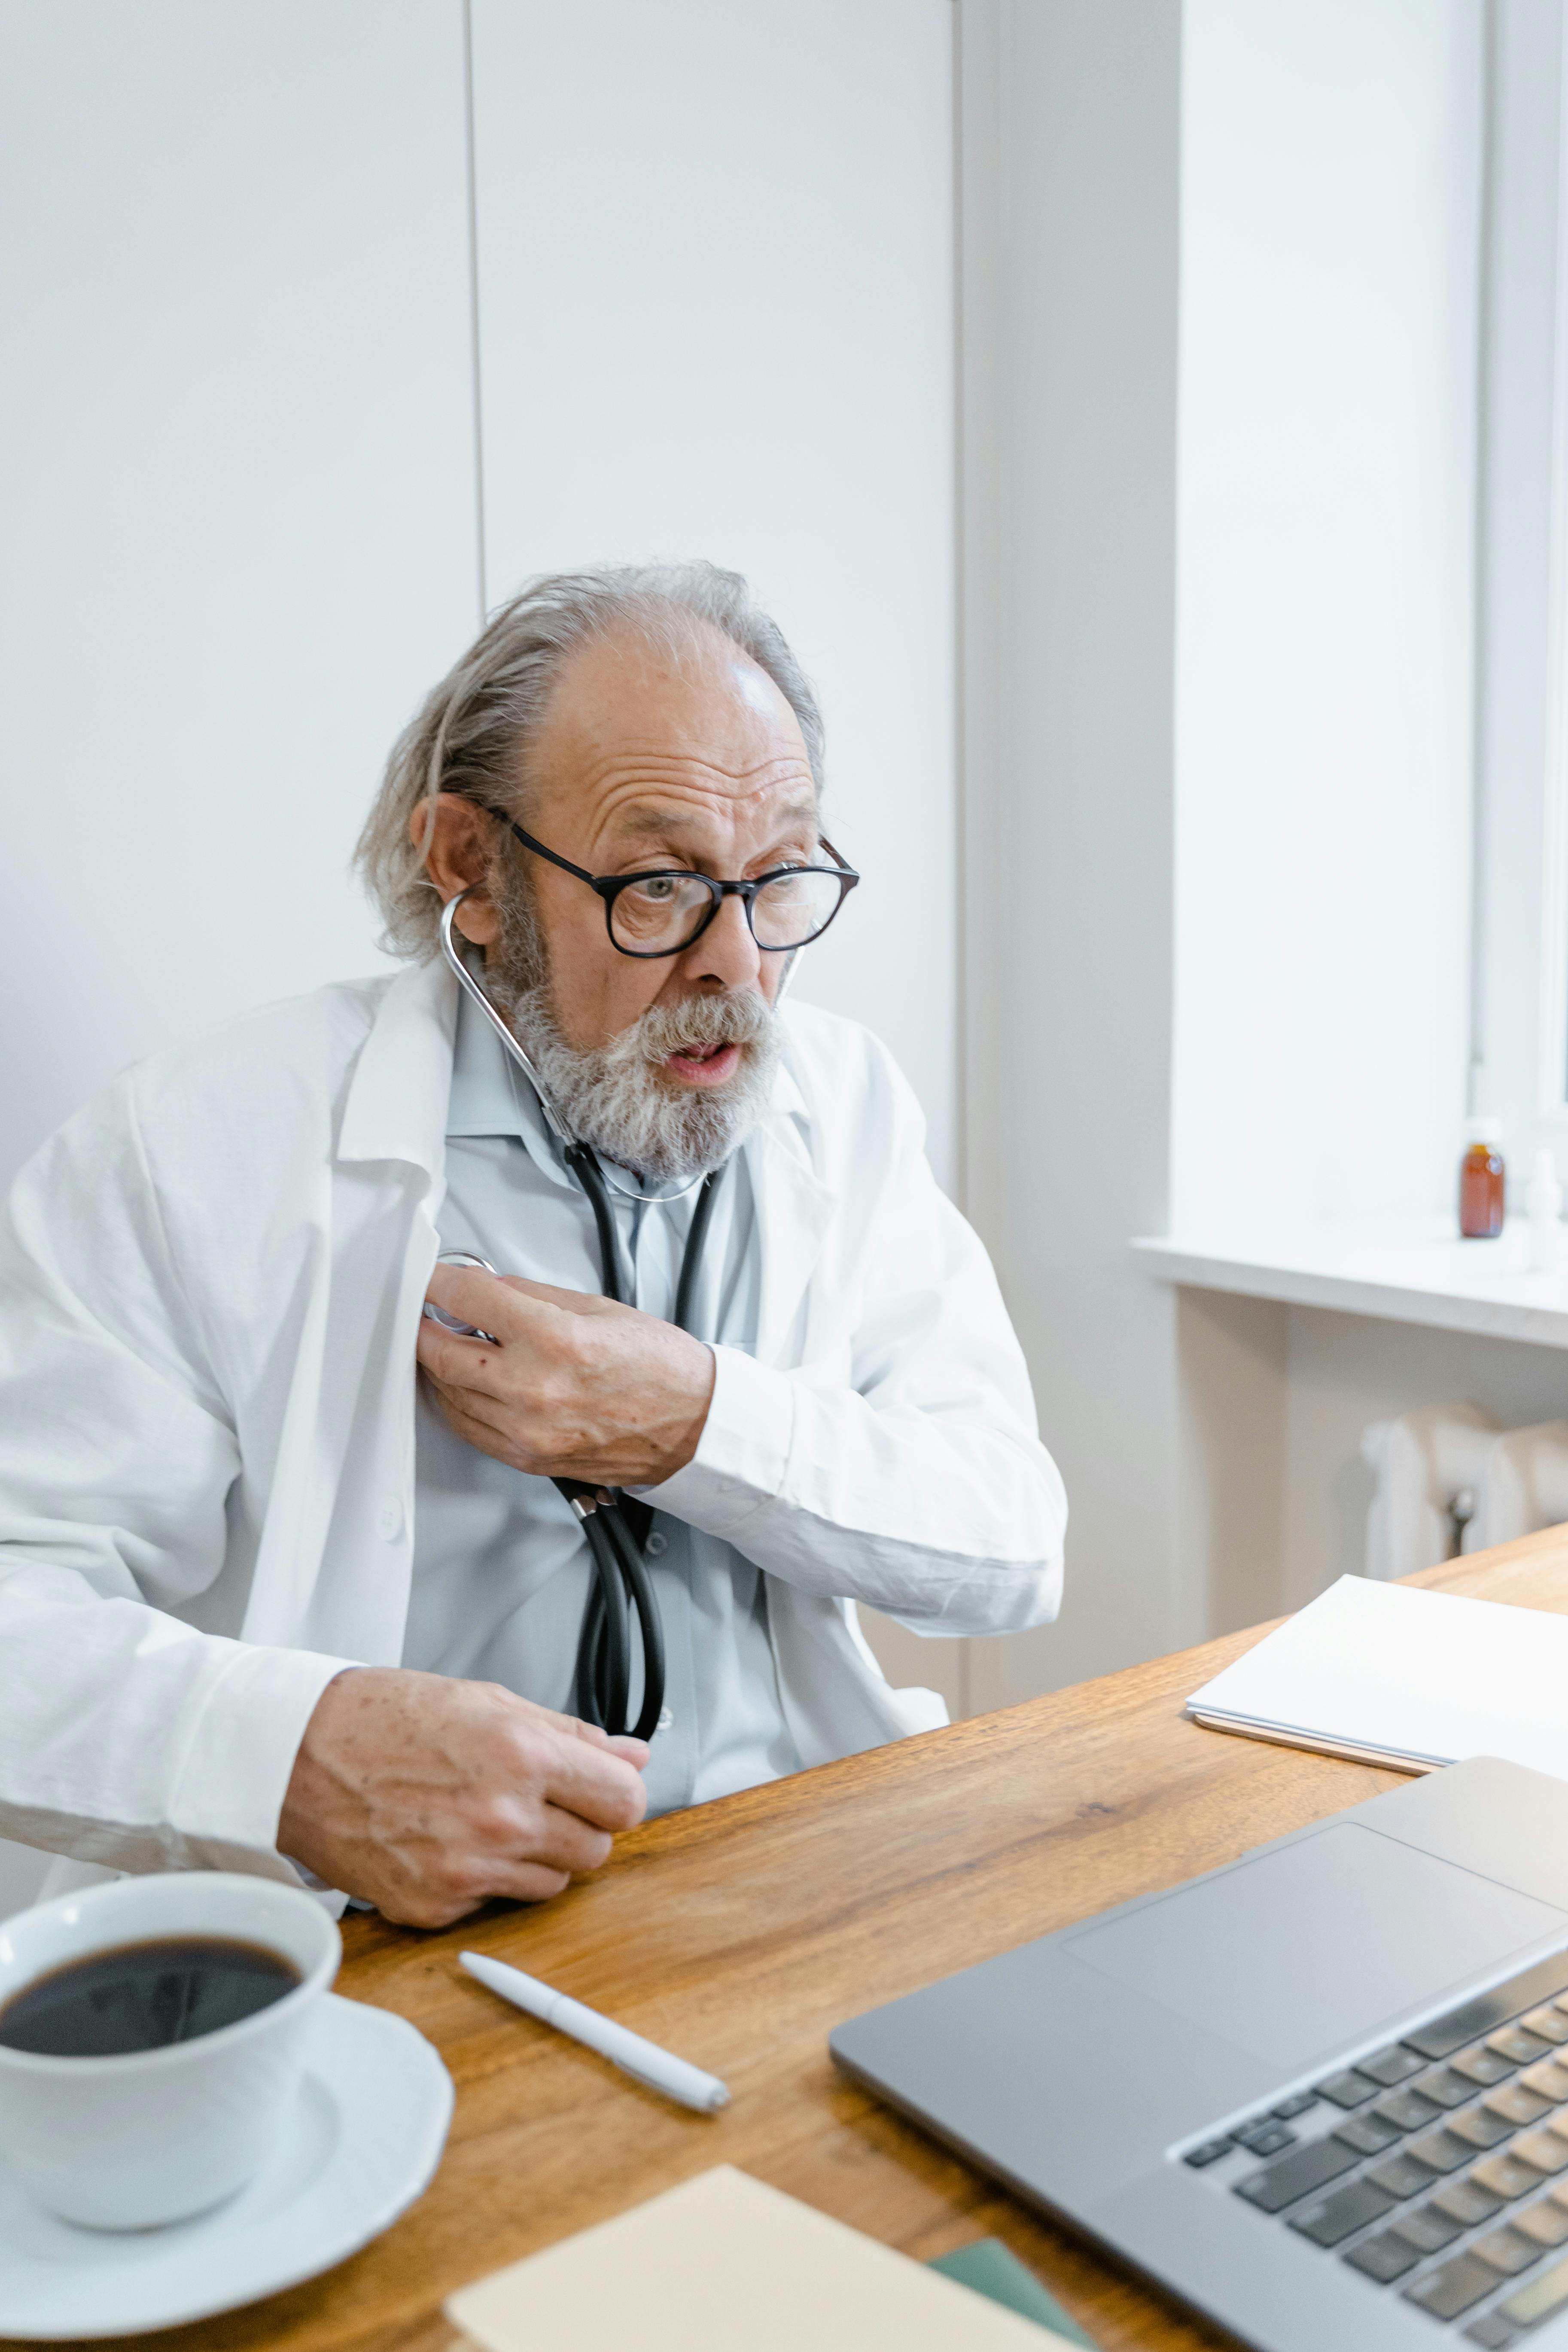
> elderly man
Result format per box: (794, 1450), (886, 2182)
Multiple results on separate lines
(0, 564), (1066, 1927)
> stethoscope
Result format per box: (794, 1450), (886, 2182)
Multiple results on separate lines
(426, 889), (784, 1743)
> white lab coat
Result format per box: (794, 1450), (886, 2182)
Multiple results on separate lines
(0, 957), (1065, 1889)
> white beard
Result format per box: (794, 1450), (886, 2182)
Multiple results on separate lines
(502, 979), (780, 1182)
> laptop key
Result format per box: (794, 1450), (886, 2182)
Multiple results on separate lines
(1334, 2113), (1401, 2156)
(1316, 2068), (1379, 2109)
(1288, 2178), (1396, 2248)
(1409, 2128), (1476, 2175)
(1474, 2227), (1543, 2278)
(1234, 2122), (1294, 2157)
(1343, 2229), (1420, 2283)
(1273, 2090), (1318, 2119)
(1522, 2005), (1568, 2046)
(1463, 2317), (1521, 2349)
(1454, 2045), (1519, 2087)
(1360, 2044), (1426, 2087)
(1472, 2153), (1549, 2202)
(1378, 2087), (1444, 2131)
(1393, 2201), (1467, 2251)
(1405, 2253), (1507, 2319)
(1368, 2152), (1442, 2200)
(1500, 2249), (1568, 2328)
(1432, 2179), (1506, 2227)
(1510, 2129), (1568, 2177)
(1521, 2057), (1568, 2102)
(1513, 2197), (1568, 2249)
(1183, 2137), (1233, 2168)
(1416, 2067), (1477, 2111)
(1448, 2106), (1516, 2151)
(1485, 2083), (1553, 2127)
(1489, 2026), (1556, 2066)
(1234, 2135), (1359, 2213)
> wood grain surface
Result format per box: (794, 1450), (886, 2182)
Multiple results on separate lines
(13, 1526), (1568, 2352)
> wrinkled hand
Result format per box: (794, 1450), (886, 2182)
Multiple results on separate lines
(278, 1667), (649, 1928)
(416, 1264), (715, 1488)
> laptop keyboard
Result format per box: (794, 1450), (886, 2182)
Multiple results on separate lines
(1182, 1948), (1568, 2343)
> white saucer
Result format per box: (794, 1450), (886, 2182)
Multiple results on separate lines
(0, 1992), (454, 2340)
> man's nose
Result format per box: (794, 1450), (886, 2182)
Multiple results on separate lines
(681, 891), (762, 991)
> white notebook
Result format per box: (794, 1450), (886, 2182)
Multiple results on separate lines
(1186, 1573), (1568, 1778)
(445, 2165), (1075, 2351)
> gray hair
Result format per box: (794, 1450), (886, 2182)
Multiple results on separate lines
(355, 559), (825, 960)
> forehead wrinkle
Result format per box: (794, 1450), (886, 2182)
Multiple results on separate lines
(581, 745), (811, 792)
(611, 788), (818, 840)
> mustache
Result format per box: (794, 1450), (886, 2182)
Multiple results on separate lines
(630, 991), (773, 1062)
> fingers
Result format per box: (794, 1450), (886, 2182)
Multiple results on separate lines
(489, 1696), (649, 1773)
(424, 1262), (590, 1343)
(601, 1733), (651, 1769)
(528, 1801), (617, 1877)
(374, 1860), (572, 1929)
(536, 1731), (650, 1832)
(486, 1860), (575, 1905)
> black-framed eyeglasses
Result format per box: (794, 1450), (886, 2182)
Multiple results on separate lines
(488, 812), (861, 960)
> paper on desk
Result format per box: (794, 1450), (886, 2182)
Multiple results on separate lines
(1187, 1574), (1568, 1779)
(445, 2165), (1078, 2350)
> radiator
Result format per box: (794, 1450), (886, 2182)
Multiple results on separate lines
(1361, 1405), (1568, 1579)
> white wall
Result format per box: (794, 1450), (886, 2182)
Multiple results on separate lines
(1474, 0), (1567, 1176)
(957, 0), (1186, 1704)
(468, 0), (959, 1185)
(957, 0), (1505, 1687)
(0, 0), (481, 1194)
(1156, 3), (1510, 1645)
(1172, 0), (1482, 1235)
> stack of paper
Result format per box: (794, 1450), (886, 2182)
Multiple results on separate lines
(1187, 1575), (1568, 1777)
(446, 2165), (1079, 2351)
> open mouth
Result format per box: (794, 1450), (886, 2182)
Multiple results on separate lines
(662, 1040), (742, 1088)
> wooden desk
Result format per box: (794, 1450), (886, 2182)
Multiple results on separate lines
(39, 1528), (1568, 2352)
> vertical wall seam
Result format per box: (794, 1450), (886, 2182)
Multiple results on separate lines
(462, 0), (490, 625)
(950, 0), (973, 1719)
(952, 0), (970, 1223)
(1469, 0), (1498, 1115)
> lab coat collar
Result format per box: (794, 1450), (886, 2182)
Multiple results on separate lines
(742, 1028), (834, 1366)
(336, 955), (456, 1178)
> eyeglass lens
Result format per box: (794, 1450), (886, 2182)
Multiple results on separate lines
(609, 868), (845, 954)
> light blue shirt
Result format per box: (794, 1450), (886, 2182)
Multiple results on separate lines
(405, 994), (801, 1814)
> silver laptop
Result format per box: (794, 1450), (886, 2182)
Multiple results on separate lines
(830, 1756), (1568, 2349)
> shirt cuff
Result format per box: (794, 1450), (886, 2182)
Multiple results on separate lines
(165, 1642), (362, 1879)
(635, 1343), (794, 1538)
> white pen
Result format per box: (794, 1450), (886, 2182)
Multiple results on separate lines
(459, 1950), (731, 2114)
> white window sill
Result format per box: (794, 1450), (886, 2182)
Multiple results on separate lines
(1133, 1219), (1568, 1350)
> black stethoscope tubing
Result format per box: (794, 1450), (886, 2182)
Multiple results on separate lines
(435, 891), (728, 1746)
(559, 1141), (723, 1742)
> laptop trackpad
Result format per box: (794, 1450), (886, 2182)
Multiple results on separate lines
(1065, 1822), (1568, 2071)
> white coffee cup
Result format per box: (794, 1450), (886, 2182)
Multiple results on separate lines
(0, 1871), (340, 2230)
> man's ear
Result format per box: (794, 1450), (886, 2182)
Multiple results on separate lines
(412, 793), (502, 945)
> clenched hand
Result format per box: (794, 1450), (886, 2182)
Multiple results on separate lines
(416, 1262), (715, 1488)
(278, 1668), (649, 1927)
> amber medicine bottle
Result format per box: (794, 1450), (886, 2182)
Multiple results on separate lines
(1459, 1117), (1505, 1239)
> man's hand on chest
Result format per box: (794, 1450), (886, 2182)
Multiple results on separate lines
(416, 1262), (716, 1488)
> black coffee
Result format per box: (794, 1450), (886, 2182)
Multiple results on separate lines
(0, 1935), (301, 2058)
